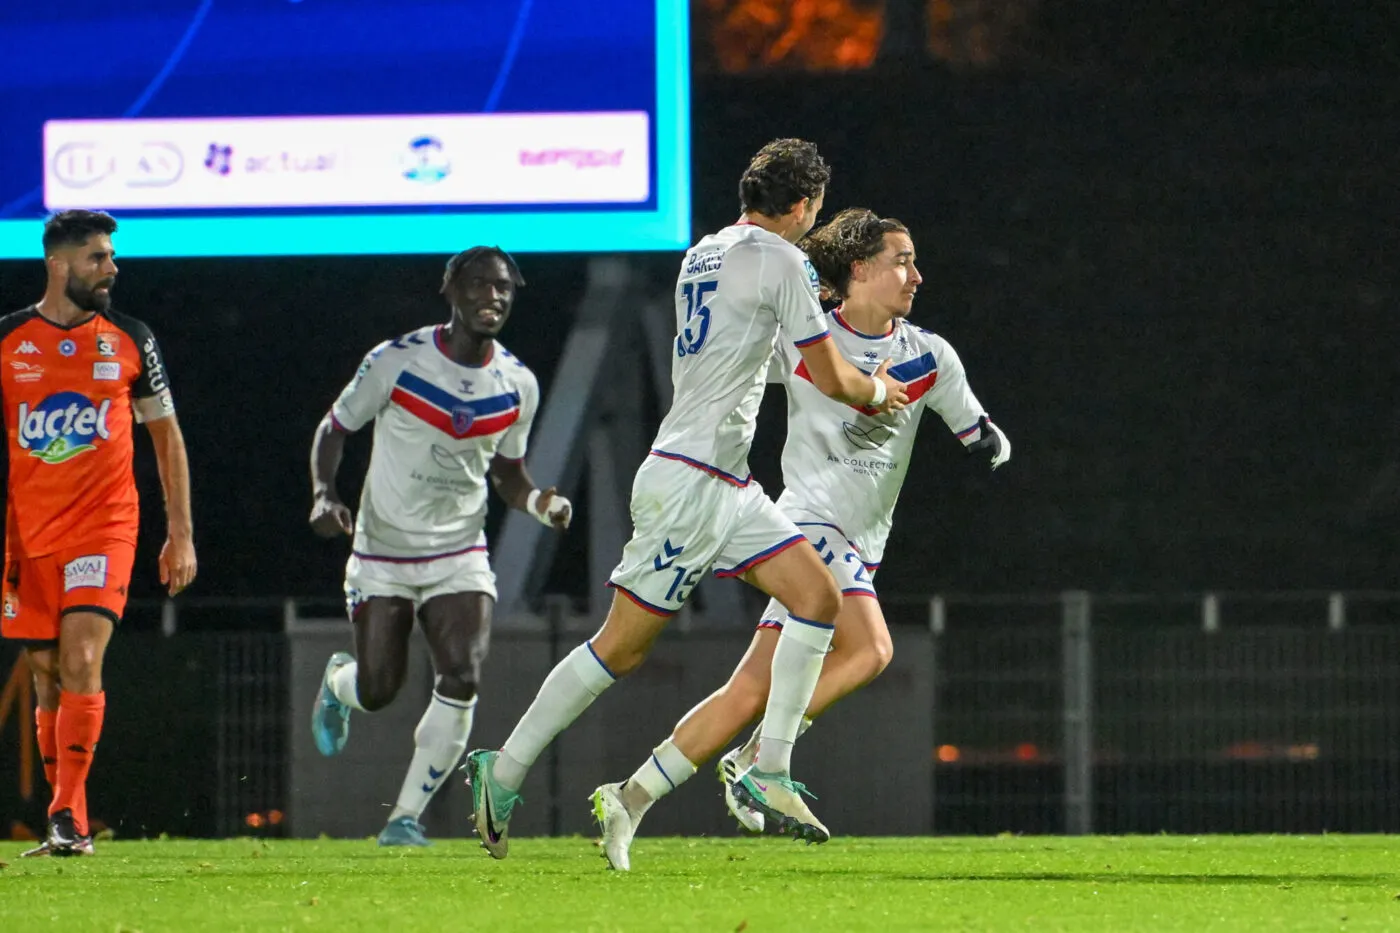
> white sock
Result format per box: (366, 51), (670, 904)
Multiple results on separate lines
(738, 715), (810, 769)
(756, 615), (833, 773)
(387, 692), (477, 823)
(495, 642), (616, 792)
(329, 660), (366, 712)
(621, 739), (696, 819)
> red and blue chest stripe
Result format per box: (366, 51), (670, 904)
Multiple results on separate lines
(390, 370), (521, 439)
(794, 349), (938, 414)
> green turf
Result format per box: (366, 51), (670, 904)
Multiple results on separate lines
(2, 835), (1397, 932)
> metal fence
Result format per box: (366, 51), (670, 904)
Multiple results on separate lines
(41, 590), (1397, 839)
(917, 590), (1400, 835)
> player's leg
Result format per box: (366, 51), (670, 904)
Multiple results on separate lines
(469, 457), (718, 859)
(721, 593), (893, 784)
(24, 645), (61, 790)
(311, 595), (415, 755)
(5, 553), (65, 856)
(715, 498), (842, 842)
(43, 541), (133, 855)
(50, 609), (113, 852)
(376, 589), (491, 847)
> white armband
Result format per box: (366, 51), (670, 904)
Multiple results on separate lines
(869, 375), (887, 407)
(526, 489), (572, 528)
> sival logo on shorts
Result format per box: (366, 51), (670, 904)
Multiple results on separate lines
(16, 391), (112, 464)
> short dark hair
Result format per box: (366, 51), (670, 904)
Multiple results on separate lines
(800, 208), (910, 299)
(42, 210), (117, 255)
(738, 138), (831, 218)
(441, 245), (526, 293)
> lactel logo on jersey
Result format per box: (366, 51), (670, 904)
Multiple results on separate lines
(16, 392), (112, 464)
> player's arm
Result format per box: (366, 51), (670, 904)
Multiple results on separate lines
(798, 338), (908, 413)
(487, 368), (570, 531)
(311, 341), (395, 538)
(488, 456), (571, 531)
(765, 243), (908, 413)
(144, 414), (196, 594)
(309, 413), (354, 537)
(925, 338), (1011, 470)
(126, 322), (196, 596)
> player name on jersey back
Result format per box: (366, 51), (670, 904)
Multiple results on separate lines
(649, 223), (830, 484)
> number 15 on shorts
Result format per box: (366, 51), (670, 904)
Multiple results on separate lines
(653, 539), (701, 603)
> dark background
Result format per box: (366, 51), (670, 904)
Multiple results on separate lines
(0, 1), (1397, 611)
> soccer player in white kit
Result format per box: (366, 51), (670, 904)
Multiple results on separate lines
(463, 140), (909, 858)
(306, 247), (572, 847)
(590, 208), (1011, 868)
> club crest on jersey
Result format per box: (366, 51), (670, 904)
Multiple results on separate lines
(451, 406), (475, 434)
(16, 392), (112, 464)
(96, 333), (119, 356)
(3, 592), (17, 619)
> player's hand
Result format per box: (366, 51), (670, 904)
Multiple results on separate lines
(159, 532), (197, 596)
(872, 359), (909, 415)
(966, 415), (1012, 470)
(310, 493), (354, 538)
(532, 486), (572, 531)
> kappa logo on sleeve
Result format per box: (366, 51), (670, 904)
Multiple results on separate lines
(64, 554), (109, 591)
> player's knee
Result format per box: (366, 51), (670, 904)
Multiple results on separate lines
(597, 643), (648, 678)
(355, 667), (403, 712)
(57, 645), (103, 691)
(789, 577), (842, 625)
(434, 672), (478, 703)
(862, 631), (894, 680)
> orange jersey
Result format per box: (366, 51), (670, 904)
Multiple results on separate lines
(1, 307), (175, 558)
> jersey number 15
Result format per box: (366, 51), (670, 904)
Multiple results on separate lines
(676, 281), (717, 357)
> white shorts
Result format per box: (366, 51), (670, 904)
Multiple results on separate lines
(344, 545), (497, 619)
(608, 455), (806, 616)
(757, 521), (878, 630)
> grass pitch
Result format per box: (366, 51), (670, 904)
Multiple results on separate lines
(2, 835), (1397, 932)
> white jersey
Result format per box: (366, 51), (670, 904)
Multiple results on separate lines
(330, 324), (539, 560)
(772, 308), (988, 565)
(649, 223), (830, 484)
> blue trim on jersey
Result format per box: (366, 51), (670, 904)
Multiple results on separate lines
(351, 544), (486, 564)
(648, 449), (752, 487)
(887, 351), (937, 383)
(607, 582), (677, 618)
(793, 330), (831, 348)
(713, 533), (805, 578)
(395, 371), (521, 416)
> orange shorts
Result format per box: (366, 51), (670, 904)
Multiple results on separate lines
(1, 541), (135, 645)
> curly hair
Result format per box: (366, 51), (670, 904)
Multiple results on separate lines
(441, 245), (526, 294)
(799, 208), (909, 299)
(42, 210), (117, 255)
(738, 138), (831, 218)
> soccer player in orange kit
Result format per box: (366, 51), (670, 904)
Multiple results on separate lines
(2, 210), (196, 856)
